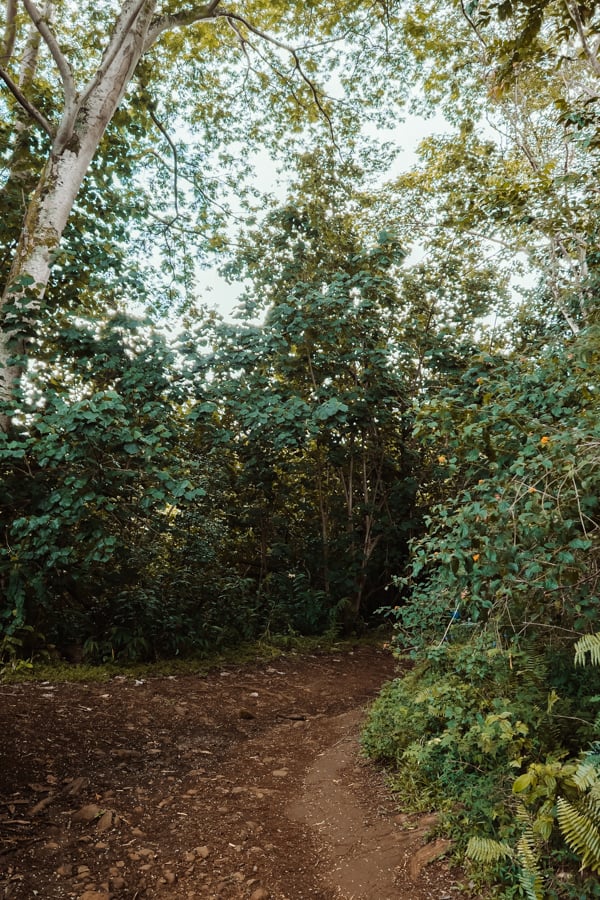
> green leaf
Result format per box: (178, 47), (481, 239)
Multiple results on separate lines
(513, 772), (535, 793)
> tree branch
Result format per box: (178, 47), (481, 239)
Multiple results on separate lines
(148, 104), (180, 224)
(459, 0), (487, 48)
(21, 0), (76, 105)
(217, 10), (338, 149)
(18, 3), (45, 92)
(146, 2), (336, 146)
(0, 63), (53, 135)
(145, 0), (221, 50)
(1, 0), (17, 65)
(564, 0), (600, 78)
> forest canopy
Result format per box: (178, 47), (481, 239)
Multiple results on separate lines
(1, 0), (599, 895)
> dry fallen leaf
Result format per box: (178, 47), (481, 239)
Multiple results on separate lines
(96, 809), (113, 833)
(72, 803), (102, 823)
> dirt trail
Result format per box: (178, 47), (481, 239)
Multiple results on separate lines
(289, 709), (452, 899)
(0, 646), (460, 899)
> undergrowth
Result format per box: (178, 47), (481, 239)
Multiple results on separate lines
(363, 635), (600, 898)
(363, 333), (600, 898)
(0, 630), (388, 684)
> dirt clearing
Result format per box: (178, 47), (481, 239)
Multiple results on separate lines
(0, 646), (461, 899)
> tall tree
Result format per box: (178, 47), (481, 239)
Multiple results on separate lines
(361, 1), (600, 891)
(0, 0), (395, 429)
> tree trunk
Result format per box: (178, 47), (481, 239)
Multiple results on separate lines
(0, 0), (158, 428)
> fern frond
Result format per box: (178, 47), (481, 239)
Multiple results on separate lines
(583, 743), (600, 768)
(574, 760), (600, 793)
(516, 833), (544, 900)
(556, 796), (600, 873)
(414, 685), (440, 704)
(466, 836), (513, 863)
(574, 633), (600, 667)
(584, 790), (600, 822)
(515, 801), (534, 825)
(515, 650), (548, 681)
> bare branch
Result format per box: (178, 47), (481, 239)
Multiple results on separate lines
(145, 0), (221, 50)
(218, 9), (294, 56)
(0, 63), (53, 135)
(459, 0), (488, 48)
(148, 104), (180, 224)
(564, 0), (600, 78)
(226, 15), (252, 66)
(1, 0), (17, 65)
(21, 0), (76, 105)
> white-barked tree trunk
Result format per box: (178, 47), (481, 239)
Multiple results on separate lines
(0, 0), (221, 428)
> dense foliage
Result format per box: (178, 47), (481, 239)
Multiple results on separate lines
(1, 0), (600, 895)
(359, 0), (600, 894)
(364, 332), (600, 896)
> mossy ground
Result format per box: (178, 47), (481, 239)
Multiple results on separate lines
(0, 629), (391, 684)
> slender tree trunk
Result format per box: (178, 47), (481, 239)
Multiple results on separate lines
(349, 429), (385, 618)
(0, 5), (50, 309)
(315, 447), (332, 598)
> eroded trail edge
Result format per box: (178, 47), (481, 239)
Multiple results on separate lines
(0, 647), (459, 899)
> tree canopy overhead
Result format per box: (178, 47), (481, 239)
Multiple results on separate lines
(0, 0), (401, 427)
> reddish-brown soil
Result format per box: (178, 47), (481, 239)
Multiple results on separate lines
(0, 646), (461, 899)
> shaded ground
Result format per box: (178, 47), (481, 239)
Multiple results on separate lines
(0, 646), (461, 899)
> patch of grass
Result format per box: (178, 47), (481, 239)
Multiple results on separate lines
(0, 629), (392, 684)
